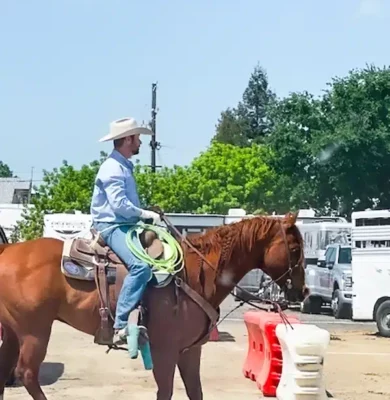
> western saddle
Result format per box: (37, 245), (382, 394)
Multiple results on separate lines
(62, 228), (165, 345)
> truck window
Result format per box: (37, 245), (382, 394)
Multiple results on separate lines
(328, 248), (337, 263)
(325, 248), (335, 263)
(338, 247), (352, 264)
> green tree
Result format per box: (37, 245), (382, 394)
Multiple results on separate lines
(134, 163), (199, 213)
(266, 64), (390, 217)
(266, 91), (326, 210)
(0, 161), (13, 177)
(312, 64), (390, 216)
(184, 142), (278, 214)
(240, 64), (276, 141)
(211, 108), (249, 147)
(136, 142), (283, 215)
(213, 64), (276, 146)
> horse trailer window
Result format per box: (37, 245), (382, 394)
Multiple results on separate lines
(355, 240), (390, 248)
(319, 229), (350, 250)
(355, 218), (390, 226)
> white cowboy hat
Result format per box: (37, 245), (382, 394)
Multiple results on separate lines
(99, 117), (153, 142)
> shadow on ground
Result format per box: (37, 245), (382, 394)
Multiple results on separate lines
(215, 331), (235, 342)
(7, 362), (65, 387)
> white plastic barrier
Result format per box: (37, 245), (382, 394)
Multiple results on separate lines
(275, 323), (330, 400)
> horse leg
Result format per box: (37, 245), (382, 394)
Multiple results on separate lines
(177, 346), (203, 400)
(0, 326), (20, 399)
(14, 326), (52, 400)
(151, 349), (178, 400)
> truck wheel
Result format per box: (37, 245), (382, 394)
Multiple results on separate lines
(300, 296), (322, 314)
(332, 289), (351, 319)
(375, 300), (390, 337)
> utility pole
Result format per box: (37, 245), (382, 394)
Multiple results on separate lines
(150, 82), (161, 173)
(27, 166), (34, 204)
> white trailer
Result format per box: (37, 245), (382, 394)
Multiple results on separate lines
(352, 210), (390, 337)
(43, 212), (93, 241)
(351, 210), (390, 336)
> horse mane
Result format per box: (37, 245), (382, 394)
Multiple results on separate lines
(185, 215), (280, 257)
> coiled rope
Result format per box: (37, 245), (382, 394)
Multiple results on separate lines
(124, 223), (184, 275)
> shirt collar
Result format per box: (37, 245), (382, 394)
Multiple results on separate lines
(110, 149), (134, 171)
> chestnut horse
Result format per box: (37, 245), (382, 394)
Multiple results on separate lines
(0, 212), (306, 400)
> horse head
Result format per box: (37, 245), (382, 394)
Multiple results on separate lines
(262, 211), (308, 302)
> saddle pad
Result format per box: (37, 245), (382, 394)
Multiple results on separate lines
(60, 237), (173, 287)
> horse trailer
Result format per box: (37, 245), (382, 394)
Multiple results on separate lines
(351, 210), (390, 337)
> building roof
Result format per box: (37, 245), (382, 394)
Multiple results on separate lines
(0, 178), (31, 204)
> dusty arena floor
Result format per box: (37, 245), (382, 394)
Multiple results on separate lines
(3, 320), (390, 399)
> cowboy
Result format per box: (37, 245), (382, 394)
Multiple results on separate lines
(91, 117), (161, 345)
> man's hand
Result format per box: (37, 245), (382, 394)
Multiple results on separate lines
(147, 205), (164, 216)
(140, 209), (161, 225)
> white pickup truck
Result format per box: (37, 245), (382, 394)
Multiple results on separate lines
(301, 243), (353, 319)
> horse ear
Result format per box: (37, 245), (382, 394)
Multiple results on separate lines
(283, 211), (298, 228)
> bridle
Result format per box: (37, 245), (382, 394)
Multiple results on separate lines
(271, 220), (302, 288)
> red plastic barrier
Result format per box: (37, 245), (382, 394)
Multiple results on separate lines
(209, 326), (219, 341)
(243, 310), (301, 397)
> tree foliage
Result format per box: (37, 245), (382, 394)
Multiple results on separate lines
(267, 64), (390, 217)
(137, 142), (278, 214)
(182, 142), (277, 214)
(0, 161), (13, 178)
(213, 64), (275, 146)
(266, 91), (326, 210)
(314, 65), (390, 216)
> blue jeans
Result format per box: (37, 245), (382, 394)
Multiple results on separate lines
(94, 222), (153, 330)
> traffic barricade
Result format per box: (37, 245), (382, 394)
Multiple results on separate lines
(209, 326), (219, 341)
(276, 323), (330, 400)
(243, 310), (301, 397)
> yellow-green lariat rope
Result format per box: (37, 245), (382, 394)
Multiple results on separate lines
(124, 223), (184, 275)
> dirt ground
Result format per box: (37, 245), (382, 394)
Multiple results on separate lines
(3, 320), (390, 399)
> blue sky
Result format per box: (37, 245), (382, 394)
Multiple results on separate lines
(1, 0), (389, 182)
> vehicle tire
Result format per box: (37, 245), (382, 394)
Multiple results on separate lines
(332, 289), (351, 319)
(375, 300), (390, 337)
(300, 296), (322, 314)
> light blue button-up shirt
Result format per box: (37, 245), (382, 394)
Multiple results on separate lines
(90, 150), (142, 224)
